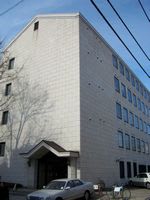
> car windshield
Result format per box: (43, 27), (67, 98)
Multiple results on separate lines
(46, 181), (66, 190)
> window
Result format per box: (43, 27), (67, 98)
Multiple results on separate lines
(34, 21), (39, 31)
(140, 84), (143, 96)
(125, 134), (130, 150)
(66, 181), (74, 188)
(0, 142), (5, 156)
(131, 136), (136, 151)
(148, 125), (150, 134)
(131, 74), (135, 87)
(143, 122), (147, 133)
(133, 94), (137, 107)
(119, 161), (125, 179)
(141, 141), (145, 153)
(129, 112), (134, 126)
(125, 68), (130, 81)
(145, 142), (149, 154)
(137, 139), (141, 152)
(134, 115), (139, 129)
(139, 119), (143, 131)
(116, 103), (122, 119)
(73, 180), (83, 187)
(133, 162), (137, 177)
(127, 162), (132, 178)
(119, 62), (124, 75)
(8, 58), (15, 70)
(123, 107), (128, 123)
(127, 89), (132, 103)
(136, 80), (139, 91)
(121, 83), (126, 98)
(145, 106), (148, 116)
(141, 102), (145, 114)
(5, 83), (11, 96)
(137, 98), (141, 111)
(144, 89), (147, 99)
(114, 77), (120, 93)
(1, 111), (9, 125)
(112, 55), (118, 69)
(118, 131), (124, 148)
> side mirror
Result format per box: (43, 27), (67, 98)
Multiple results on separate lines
(43, 186), (46, 189)
(65, 186), (71, 190)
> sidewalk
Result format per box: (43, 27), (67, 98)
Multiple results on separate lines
(9, 188), (34, 200)
(96, 187), (150, 200)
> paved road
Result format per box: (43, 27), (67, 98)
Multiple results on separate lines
(96, 187), (150, 200)
(10, 194), (26, 200)
(9, 187), (150, 200)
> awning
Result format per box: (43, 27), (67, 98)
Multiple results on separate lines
(20, 140), (79, 159)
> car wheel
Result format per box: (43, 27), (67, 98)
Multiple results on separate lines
(146, 182), (150, 189)
(84, 191), (90, 200)
(56, 198), (63, 200)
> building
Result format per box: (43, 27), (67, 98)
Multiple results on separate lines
(0, 13), (150, 188)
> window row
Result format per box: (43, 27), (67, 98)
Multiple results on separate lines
(114, 76), (150, 117)
(118, 130), (149, 154)
(116, 103), (150, 134)
(119, 161), (150, 179)
(112, 55), (150, 103)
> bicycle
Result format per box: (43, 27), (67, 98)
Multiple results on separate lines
(107, 184), (131, 200)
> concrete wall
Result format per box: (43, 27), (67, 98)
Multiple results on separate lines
(79, 15), (150, 186)
(0, 14), (81, 186)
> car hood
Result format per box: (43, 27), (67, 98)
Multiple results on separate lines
(28, 189), (62, 198)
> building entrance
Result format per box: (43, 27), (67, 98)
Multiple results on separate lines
(37, 151), (67, 188)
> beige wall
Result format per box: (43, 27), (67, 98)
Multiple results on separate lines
(79, 15), (150, 186)
(0, 14), (81, 186)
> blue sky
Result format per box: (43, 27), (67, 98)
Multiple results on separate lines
(0, 0), (150, 89)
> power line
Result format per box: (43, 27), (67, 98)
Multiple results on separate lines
(138, 0), (150, 22)
(90, 0), (150, 78)
(107, 0), (150, 61)
(0, 0), (24, 17)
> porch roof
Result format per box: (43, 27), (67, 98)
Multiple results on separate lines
(20, 140), (79, 159)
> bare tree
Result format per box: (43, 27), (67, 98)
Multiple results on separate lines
(0, 43), (23, 111)
(0, 77), (53, 151)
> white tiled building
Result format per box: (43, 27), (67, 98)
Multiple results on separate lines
(0, 13), (150, 188)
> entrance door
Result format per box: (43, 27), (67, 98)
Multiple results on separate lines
(37, 152), (67, 188)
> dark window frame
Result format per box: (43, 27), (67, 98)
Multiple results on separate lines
(0, 142), (5, 156)
(1, 111), (9, 125)
(34, 21), (39, 31)
(8, 58), (15, 70)
(5, 83), (11, 96)
(116, 102), (122, 119)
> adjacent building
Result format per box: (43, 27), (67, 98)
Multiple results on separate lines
(0, 13), (150, 188)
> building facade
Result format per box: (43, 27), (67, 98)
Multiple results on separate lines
(0, 13), (150, 188)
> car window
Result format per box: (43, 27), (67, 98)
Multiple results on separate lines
(138, 174), (148, 178)
(73, 180), (83, 187)
(66, 181), (74, 188)
(46, 181), (66, 190)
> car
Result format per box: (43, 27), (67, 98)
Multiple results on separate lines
(129, 173), (150, 189)
(26, 178), (94, 200)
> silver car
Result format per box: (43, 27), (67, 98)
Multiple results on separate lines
(26, 178), (94, 200)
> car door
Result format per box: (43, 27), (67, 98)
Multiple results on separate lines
(63, 180), (77, 200)
(72, 180), (84, 199)
(140, 173), (148, 187)
(138, 173), (147, 186)
(132, 175), (140, 186)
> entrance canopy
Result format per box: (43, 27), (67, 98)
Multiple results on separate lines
(20, 140), (79, 159)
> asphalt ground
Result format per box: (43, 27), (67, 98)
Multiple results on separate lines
(9, 187), (150, 200)
(96, 187), (150, 200)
